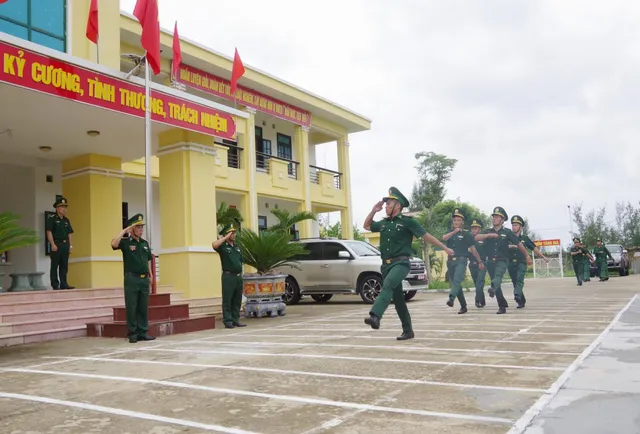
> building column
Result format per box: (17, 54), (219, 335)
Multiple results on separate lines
(241, 108), (259, 231)
(338, 135), (354, 240)
(62, 154), (124, 288)
(295, 125), (313, 238)
(157, 129), (219, 299)
(71, 0), (121, 69)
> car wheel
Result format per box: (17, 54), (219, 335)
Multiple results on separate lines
(404, 290), (417, 301)
(359, 274), (382, 304)
(283, 277), (301, 305)
(311, 294), (333, 302)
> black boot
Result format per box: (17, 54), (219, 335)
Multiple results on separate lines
(497, 307), (507, 314)
(458, 306), (468, 314)
(446, 299), (454, 307)
(397, 330), (415, 341)
(364, 314), (380, 330)
(488, 286), (495, 298)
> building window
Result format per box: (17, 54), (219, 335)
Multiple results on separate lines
(0, 0), (67, 53)
(256, 126), (271, 170)
(277, 133), (293, 175)
(258, 215), (267, 232)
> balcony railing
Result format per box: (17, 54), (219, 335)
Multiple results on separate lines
(310, 165), (342, 190)
(256, 152), (299, 179)
(215, 141), (243, 169)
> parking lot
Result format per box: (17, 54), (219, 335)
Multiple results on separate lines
(0, 275), (638, 434)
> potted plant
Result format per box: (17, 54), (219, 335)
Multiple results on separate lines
(0, 212), (40, 292)
(236, 228), (308, 318)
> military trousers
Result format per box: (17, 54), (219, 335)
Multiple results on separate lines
(222, 273), (243, 324)
(597, 258), (609, 279)
(447, 258), (467, 307)
(469, 261), (487, 306)
(583, 261), (591, 281)
(124, 273), (150, 337)
(508, 261), (527, 305)
(486, 259), (509, 309)
(370, 260), (412, 333)
(49, 242), (70, 289)
(573, 262), (584, 285)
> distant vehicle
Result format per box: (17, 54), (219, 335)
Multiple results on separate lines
(589, 243), (630, 277)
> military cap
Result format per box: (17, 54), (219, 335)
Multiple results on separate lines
(382, 187), (409, 208)
(491, 206), (508, 220)
(452, 208), (465, 219)
(596, 238), (602, 242)
(573, 237), (581, 243)
(470, 219), (483, 228)
(126, 213), (145, 227)
(219, 223), (237, 236)
(511, 215), (525, 226)
(53, 197), (68, 208)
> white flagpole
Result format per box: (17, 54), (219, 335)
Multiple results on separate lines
(144, 55), (152, 247)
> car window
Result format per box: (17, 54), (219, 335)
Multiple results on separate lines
(343, 241), (381, 257)
(322, 242), (349, 260)
(292, 243), (323, 261)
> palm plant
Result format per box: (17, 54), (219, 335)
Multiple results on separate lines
(236, 228), (309, 275)
(0, 212), (39, 257)
(268, 208), (317, 235)
(216, 202), (243, 232)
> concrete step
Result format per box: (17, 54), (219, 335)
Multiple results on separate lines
(0, 314), (113, 335)
(86, 315), (216, 338)
(189, 303), (222, 316)
(0, 325), (86, 347)
(0, 287), (124, 302)
(0, 305), (116, 323)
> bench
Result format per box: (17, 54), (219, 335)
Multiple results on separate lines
(7, 272), (46, 292)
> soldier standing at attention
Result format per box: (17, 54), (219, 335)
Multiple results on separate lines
(363, 187), (454, 340)
(474, 207), (532, 315)
(592, 238), (614, 282)
(569, 237), (594, 286)
(508, 215), (549, 308)
(581, 241), (592, 282)
(468, 219), (488, 308)
(45, 197), (75, 290)
(442, 209), (485, 314)
(111, 214), (155, 343)
(212, 224), (246, 329)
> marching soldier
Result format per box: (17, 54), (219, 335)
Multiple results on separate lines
(569, 237), (594, 286)
(508, 215), (549, 308)
(469, 219), (488, 308)
(111, 214), (155, 343)
(212, 224), (246, 329)
(581, 241), (592, 282)
(45, 197), (75, 290)
(442, 209), (485, 314)
(593, 238), (614, 282)
(474, 207), (532, 314)
(363, 187), (454, 340)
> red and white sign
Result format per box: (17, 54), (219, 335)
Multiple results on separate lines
(534, 239), (561, 247)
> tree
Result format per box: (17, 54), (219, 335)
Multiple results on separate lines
(0, 212), (39, 256)
(571, 204), (619, 246)
(420, 200), (490, 240)
(235, 229), (309, 275)
(615, 202), (640, 247)
(216, 202), (243, 232)
(268, 209), (317, 236)
(319, 220), (365, 241)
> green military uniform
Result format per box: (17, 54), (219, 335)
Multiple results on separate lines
(507, 215), (536, 308)
(214, 224), (245, 328)
(366, 187), (425, 339)
(112, 214), (154, 343)
(445, 209), (476, 314)
(45, 197), (74, 290)
(468, 219), (488, 308)
(481, 206), (522, 314)
(582, 243), (592, 282)
(570, 237), (590, 286)
(593, 239), (613, 281)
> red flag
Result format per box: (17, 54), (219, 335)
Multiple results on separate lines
(133, 0), (161, 75)
(172, 21), (182, 80)
(230, 48), (245, 96)
(86, 0), (99, 44)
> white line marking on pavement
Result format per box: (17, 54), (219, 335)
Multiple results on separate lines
(31, 356), (547, 393)
(1, 369), (514, 425)
(311, 322), (605, 330)
(0, 391), (259, 434)
(141, 348), (566, 371)
(274, 328), (598, 336)
(325, 318), (611, 324)
(507, 293), (639, 434)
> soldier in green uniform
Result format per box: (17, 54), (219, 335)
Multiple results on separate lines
(468, 219), (488, 308)
(442, 209), (485, 314)
(111, 214), (155, 343)
(45, 197), (75, 290)
(363, 187), (454, 340)
(474, 207), (532, 314)
(581, 241), (592, 282)
(592, 238), (614, 282)
(508, 215), (549, 308)
(212, 224), (246, 329)
(569, 237), (594, 286)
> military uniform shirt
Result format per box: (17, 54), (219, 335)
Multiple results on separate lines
(593, 246), (611, 261)
(45, 214), (73, 241)
(446, 229), (475, 257)
(510, 234), (537, 263)
(481, 227), (521, 259)
(113, 236), (152, 274)
(570, 246), (589, 264)
(474, 239), (486, 260)
(370, 215), (426, 261)
(215, 241), (243, 273)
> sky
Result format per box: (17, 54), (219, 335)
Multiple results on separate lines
(121, 0), (640, 247)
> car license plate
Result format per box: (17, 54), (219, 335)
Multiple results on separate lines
(417, 274), (425, 280)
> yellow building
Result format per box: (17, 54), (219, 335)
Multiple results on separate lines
(0, 0), (370, 301)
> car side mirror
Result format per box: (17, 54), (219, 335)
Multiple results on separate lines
(338, 250), (351, 259)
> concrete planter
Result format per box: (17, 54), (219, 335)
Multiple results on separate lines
(242, 273), (286, 318)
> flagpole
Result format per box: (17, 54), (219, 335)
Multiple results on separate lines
(144, 55), (152, 248)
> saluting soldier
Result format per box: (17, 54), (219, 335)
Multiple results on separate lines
(508, 215), (549, 308)
(474, 207), (532, 314)
(363, 187), (454, 340)
(45, 197), (75, 290)
(111, 214), (155, 343)
(569, 237), (594, 286)
(442, 209), (485, 314)
(469, 219), (488, 308)
(592, 238), (614, 282)
(212, 224), (246, 329)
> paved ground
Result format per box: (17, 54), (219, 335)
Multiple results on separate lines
(0, 275), (638, 434)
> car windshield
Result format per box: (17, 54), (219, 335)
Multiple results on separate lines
(607, 244), (622, 255)
(343, 241), (381, 256)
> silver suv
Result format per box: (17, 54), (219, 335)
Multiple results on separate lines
(277, 238), (428, 305)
